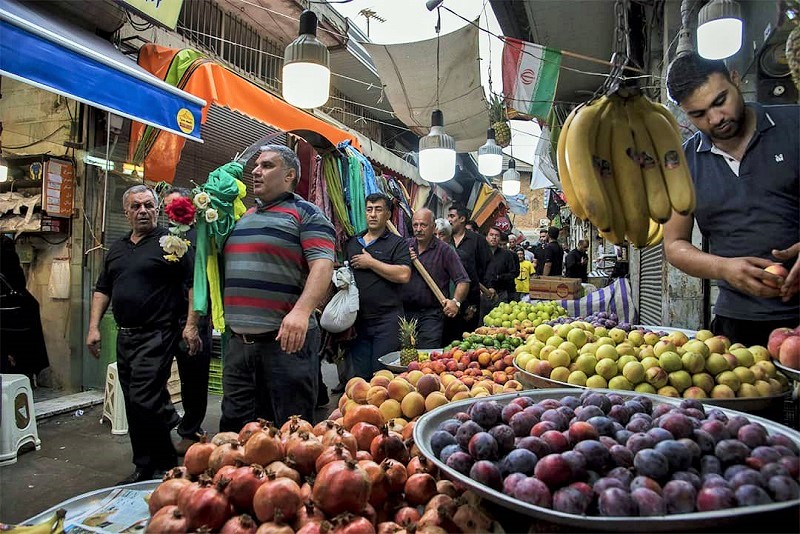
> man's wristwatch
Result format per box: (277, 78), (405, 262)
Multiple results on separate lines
(452, 298), (461, 308)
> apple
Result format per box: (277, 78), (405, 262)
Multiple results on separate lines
(779, 335), (800, 370)
(768, 327), (795, 358)
(763, 264), (789, 288)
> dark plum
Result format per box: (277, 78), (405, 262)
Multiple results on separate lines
(615, 429), (633, 446)
(608, 405), (631, 425)
(609, 445), (634, 469)
(623, 400), (645, 415)
(587, 416), (615, 437)
(516, 436), (552, 458)
(767, 433), (800, 455)
(453, 411), (472, 423)
(662, 480), (697, 514)
(723, 464), (749, 481)
(468, 432), (499, 461)
(561, 450), (588, 481)
(445, 451), (474, 475)
(646, 427), (674, 444)
(514, 477), (553, 508)
(679, 438), (702, 463)
(679, 398), (705, 414)
(734, 484), (772, 507)
(606, 467), (634, 487)
(767, 476), (800, 502)
(573, 440), (612, 472)
(501, 403), (523, 424)
(626, 433), (656, 455)
(534, 454), (573, 489)
(568, 421), (600, 444)
(672, 471), (702, 491)
(502, 472), (527, 496)
(557, 405), (576, 421)
(499, 449), (538, 476)
(658, 413), (694, 440)
(598, 488), (636, 516)
(701, 474), (730, 489)
(696, 486), (736, 511)
(778, 456), (800, 479)
(437, 418), (461, 435)
(737, 424), (768, 449)
(700, 455), (722, 476)
(654, 440), (692, 472)
(488, 424), (516, 455)
(592, 477), (626, 496)
(631, 487), (666, 516)
(633, 449), (670, 480)
(431, 430), (457, 458)
(455, 420), (484, 449)
(725, 414), (752, 436)
(539, 398), (563, 411)
(750, 446), (782, 464)
(509, 411), (540, 437)
(693, 429), (716, 455)
(651, 404), (672, 419)
(470, 400), (503, 428)
(599, 436), (619, 450)
(569, 481), (594, 501)
(561, 395), (581, 410)
(632, 395), (653, 414)
(439, 444), (462, 464)
(575, 405), (605, 422)
(706, 409), (728, 423)
(683, 408), (705, 422)
(540, 430), (570, 454)
(607, 393), (625, 406)
(626, 417), (651, 434)
(510, 396), (534, 409)
(524, 404), (546, 419)
(700, 419), (729, 444)
(729, 469), (764, 490)
(469, 460), (502, 490)
(759, 462), (790, 480)
(552, 486), (592, 515)
(630, 475), (662, 495)
(541, 409), (570, 431)
(530, 421), (558, 437)
(582, 393), (612, 414)
(715, 439), (751, 465)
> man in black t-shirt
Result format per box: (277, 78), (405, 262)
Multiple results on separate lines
(542, 226), (564, 277)
(565, 239), (590, 281)
(533, 228), (549, 275)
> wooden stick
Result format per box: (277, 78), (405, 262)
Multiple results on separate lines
(386, 220), (448, 306)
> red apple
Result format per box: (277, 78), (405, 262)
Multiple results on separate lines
(763, 264), (789, 288)
(768, 327), (795, 358)
(779, 335), (800, 370)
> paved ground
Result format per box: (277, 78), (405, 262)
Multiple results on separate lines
(0, 362), (342, 524)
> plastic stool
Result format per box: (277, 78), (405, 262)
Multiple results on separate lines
(100, 363), (128, 435)
(0, 374), (41, 465)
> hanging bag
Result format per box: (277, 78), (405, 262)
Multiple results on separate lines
(320, 263), (359, 333)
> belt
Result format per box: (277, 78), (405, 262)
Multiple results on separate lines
(232, 331), (278, 344)
(117, 325), (147, 333)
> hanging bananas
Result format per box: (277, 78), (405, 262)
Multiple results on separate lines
(0, 509), (66, 534)
(556, 92), (696, 248)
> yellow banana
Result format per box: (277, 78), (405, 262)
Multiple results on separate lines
(594, 100), (626, 244)
(625, 98), (673, 223)
(0, 510), (66, 534)
(645, 219), (664, 247)
(564, 97), (613, 231)
(608, 100), (650, 247)
(639, 99), (696, 215)
(556, 106), (588, 220)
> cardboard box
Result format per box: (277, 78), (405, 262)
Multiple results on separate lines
(529, 276), (582, 300)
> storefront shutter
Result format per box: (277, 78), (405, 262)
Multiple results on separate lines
(639, 244), (664, 325)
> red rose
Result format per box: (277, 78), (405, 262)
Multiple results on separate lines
(165, 196), (196, 225)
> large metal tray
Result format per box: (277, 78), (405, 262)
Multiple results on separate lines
(635, 324), (698, 337)
(513, 360), (789, 413)
(773, 359), (800, 382)
(378, 348), (443, 373)
(413, 388), (800, 532)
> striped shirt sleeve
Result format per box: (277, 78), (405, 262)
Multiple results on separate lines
(299, 201), (336, 263)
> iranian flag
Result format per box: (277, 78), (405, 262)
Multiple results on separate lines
(502, 37), (561, 120)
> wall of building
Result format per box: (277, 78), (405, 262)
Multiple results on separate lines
(509, 171), (548, 237)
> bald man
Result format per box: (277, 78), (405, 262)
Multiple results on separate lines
(401, 209), (470, 348)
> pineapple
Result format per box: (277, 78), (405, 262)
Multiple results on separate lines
(398, 317), (419, 366)
(489, 94), (511, 148)
(787, 2), (800, 94)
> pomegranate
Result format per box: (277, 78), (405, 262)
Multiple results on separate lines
(213, 432), (242, 446)
(300, 479), (314, 501)
(357, 460), (388, 507)
(313, 460), (371, 516)
(351, 422), (381, 452)
(360, 503), (377, 526)
(256, 519), (295, 534)
(407, 455), (437, 477)
(356, 450), (373, 461)
(239, 419), (270, 444)
(401, 422), (416, 442)
(214, 464), (239, 484)
(146, 505), (187, 533)
(184, 434), (217, 476)
(386, 420), (405, 435)
(149, 477), (192, 515)
(380, 459), (408, 494)
(404, 474), (437, 506)
(209, 442), (245, 473)
(265, 460), (302, 485)
(376, 521), (403, 534)
(370, 427), (409, 464)
(417, 505), (455, 532)
(163, 466), (189, 480)
(225, 464), (268, 513)
(435, 480), (459, 498)
(253, 473), (303, 523)
(244, 426), (285, 466)
(297, 520), (335, 534)
(331, 513), (376, 534)
(393, 506), (420, 525)
(323, 428), (358, 457)
(281, 415), (314, 436)
(221, 514), (259, 534)
(286, 432), (324, 476)
(294, 501), (326, 530)
(313, 419), (340, 437)
(424, 494), (455, 515)
(316, 443), (354, 472)
(179, 477), (232, 531)
(406, 439), (421, 459)
(452, 504), (493, 533)
(344, 404), (385, 431)
(329, 409), (343, 420)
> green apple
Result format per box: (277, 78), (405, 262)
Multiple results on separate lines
(594, 327), (609, 339)
(566, 328), (588, 348)
(596, 344), (619, 361)
(534, 324), (554, 343)
(705, 353), (730, 376)
(731, 348), (755, 368)
(595, 358), (618, 381)
(691, 372), (716, 394)
(575, 354), (598, 376)
(567, 370), (588, 386)
(550, 366), (570, 383)
(683, 340), (710, 359)
(716, 370), (741, 392)
(732, 366), (756, 385)
(595, 336), (615, 347)
(681, 351), (706, 374)
(738, 383), (759, 398)
(634, 383), (657, 394)
(586, 375), (608, 389)
(749, 345), (769, 362)
(616, 343), (636, 357)
(546, 335), (565, 348)
(609, 328), (627, 344)
(654, 340), (677, 357)
(608, 375), (634, 391)
(711, 384), (735, 398)
(627, 331), (644, 347)
(643, 332), (660, 346)
(657, 386), (681, 398)
(658, 351), (683, 373)
(548, 349), (571, 368)
(580, 342), (598, 355)
(695, 329), (714, 341)
(645, 366), (668, 389)
(617, 355), (638, 373)
(640, 356), (660, 371)
(622, 361), (645, 384)
(668, 370), (692, 392)
(558, 341), (579, 360)
(683, 386), (707, 399)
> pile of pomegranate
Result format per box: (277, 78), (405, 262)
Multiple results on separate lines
(146, 415), (498, 533)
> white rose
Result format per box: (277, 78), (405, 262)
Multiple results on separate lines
(193, 192), (210, 209)
(204, 208), (219, 223)
(159, 234), (189, 257)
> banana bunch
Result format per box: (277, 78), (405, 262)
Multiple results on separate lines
(557, 93), (695, 248)
(0, 510), (66, 534)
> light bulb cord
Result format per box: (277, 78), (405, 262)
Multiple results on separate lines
(436, 7), (442, 109)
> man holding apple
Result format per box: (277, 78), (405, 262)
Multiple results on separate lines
(664, 53), (798, 346)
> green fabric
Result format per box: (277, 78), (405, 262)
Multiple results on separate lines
(348, 155), (366, 233)
(322, 155), (354, 236)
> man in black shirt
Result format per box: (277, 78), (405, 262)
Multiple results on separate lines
(86, 185), (200, 483)
(481, 227), (520, 318)
(346, 193), (412, 379)
(447, 204), (492, 334)
(565, 239), (590, 281)
(533, 228), (549, 275)
(543, 226), (564, 277)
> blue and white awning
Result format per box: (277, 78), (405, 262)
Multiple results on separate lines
(0, 0), (205, 141)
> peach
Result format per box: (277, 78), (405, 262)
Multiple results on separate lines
(387, 378), (413, 401)
(370, 375), (391, 388)
(345, 377), (367, 399)
(366, 385), (390, 407)
(379, 399), (402, 421)
(768, 327), (795, 358)
(424, 392), (449, 412)
(416, 374), (441, 398)
(779, 335), (800, 370)
(763, 264), (789, 288)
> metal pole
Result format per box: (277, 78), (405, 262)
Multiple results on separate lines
(385, 220), (448, 305)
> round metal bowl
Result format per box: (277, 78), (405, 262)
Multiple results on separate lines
(413, 388), (800, 532)
(513, 359), (789, 413)
(378, 349), (444, 373)
(773, 359), (800, 382)
(635, 325), (698, 337)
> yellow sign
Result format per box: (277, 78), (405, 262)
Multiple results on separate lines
(116, 0), (184, 30)
(176, 108), (195, 134)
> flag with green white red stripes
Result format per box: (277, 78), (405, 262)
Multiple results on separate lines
(502, 37), (561, 121)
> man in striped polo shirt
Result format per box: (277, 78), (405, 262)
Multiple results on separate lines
(221, 145), (335, 430)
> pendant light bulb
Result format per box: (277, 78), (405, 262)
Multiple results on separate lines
(419, 109), (456, 183)
(502, 159), (520, 196)
(478, 129), (503, 176)
(283, 10), (331, 108)
(697, 0), (743, 59)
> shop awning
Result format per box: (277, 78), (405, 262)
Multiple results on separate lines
(0, 0), (205, 141)
(349, 130), (424, 185)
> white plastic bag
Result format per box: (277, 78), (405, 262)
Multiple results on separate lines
(320, 264), (359, 333)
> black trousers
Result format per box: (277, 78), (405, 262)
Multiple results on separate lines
(404, 308), (445, 349)
(116, 325), (180, 472)
(711, 315), (798, 348)
(350, 311), (401, 379)
(175, 317), (212, 439)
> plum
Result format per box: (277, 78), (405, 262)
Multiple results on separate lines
(469, 400), (503, 428)
(725, 414), (751, 436)
(593, 477), (626, 496)
(633, 449), (670, 480)
(623, 400), (646, 415)
(615, 429), (634, 446)
(715, 439), (751, 465)
(499, 449), (538, 477)
(468, 432), (499, 461)
(445, 451), (474, 475)
(729, 469), (765, 490)
(766, 433), (800, 455)
(531, 421), (558, 437)
(509, 411), (540, 437)
(501, 403), (523, 424)
(608, 405), (632, 425)
(750, 446), (782, 464)
(679, 398), (705, 414)
(723, 464), (749, 481)
(654, 440), (692, 472)
(632, 396), (653, 414)
(561, 450), (588, 481)
(568, 421), (600, 444)
(658, 413), (694, 440)
(514, 477), (552, 508)
(469, 460), (502, 490)
(456, 420), (484, 449)
(541, 409), (570, 431)
(557, 405), (576, 422)
(510, 396), (534, 409)
(630, 476), (662, 495)
(734, 484), (772, 507)
(552, 486), (592, 515)
(488, 424), (516, 455)
(700, 455), (722, 476)
(541, 430), (570, 454)
(600, 436), (619, 450)
(607, 393), (625, 406)
(516, 436), (552, 458)
(700, 419), (730, 443)
(705, 409), (728, 423)
(539, 398), (563, 411)
(598, 488), (636, 516)
(701, 474), (730, 489)
(646, 427), (674, 444)
(606, 467), (634, 487)
(626, 433), (656, 455)
(575, 405), (605, 422)
(534, 454), (573, 489)
(778, 456), (800, 479)
(626, 417), (652, 434)
(561, 395), (581, 410)
(651, 404), (672, 419)
(573, 440), (612, 472)
(610, 444), (634, 469)
(696, 486), (736, 511)
(759, 462), (790, 480)
(767, 476), (800, 502)
(672, 471), (702, 491)
(431, 430), (458, 458)
(737, 424), (768, 449)
(502, 472), (527, 496)
(631, 487), (666, 516)
(587, 416), (616, 437)
(524, 404), (546, 419)
(663, 480), (697, 514)
(693, 429), (716, 455)
(453, 411), (472, 422)
(439, 444), (462, 464)
(582, 393), (612, 414)
(437, 418), (461, 435)
(679, 438), (702, 463)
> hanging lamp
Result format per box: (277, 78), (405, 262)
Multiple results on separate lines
(478, 128), (503, 177)
(419, 109), (456, 183)
(697, 0), (743, 59)
(502, 159), (520, 196)
(283, 10), (331, 108)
